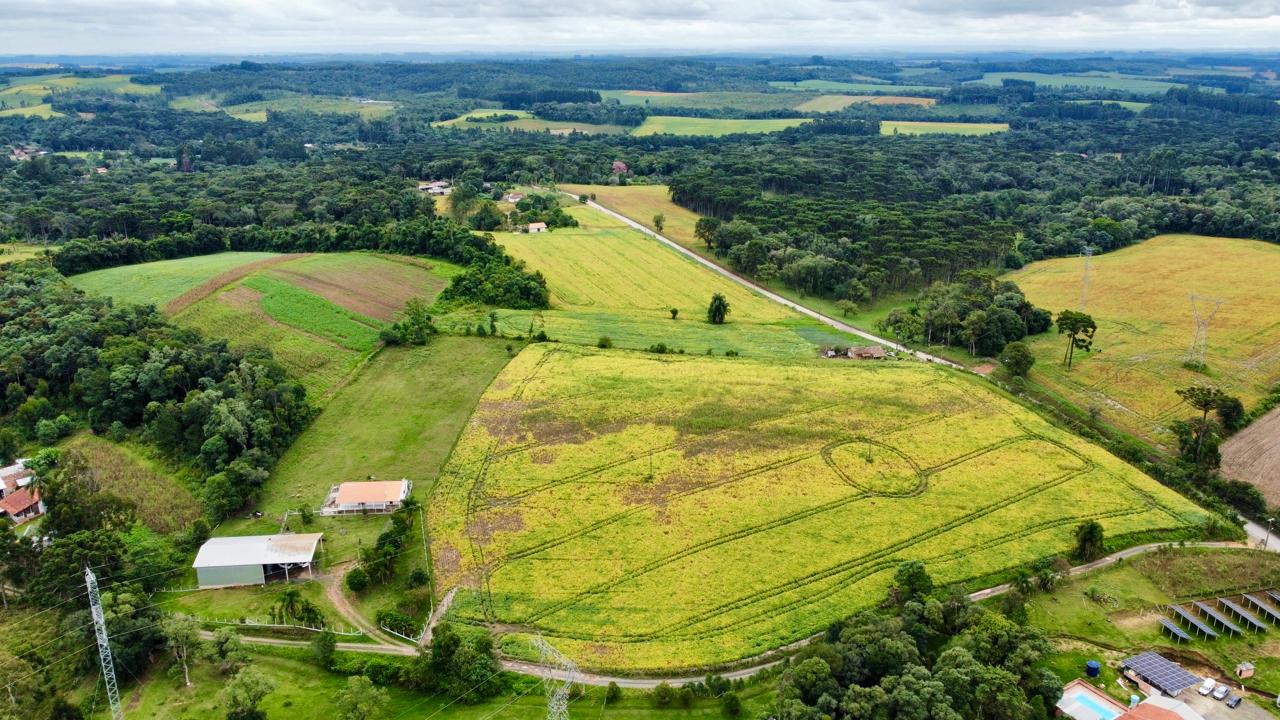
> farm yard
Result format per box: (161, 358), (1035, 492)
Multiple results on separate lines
(441, 203), (852, 357)
(429, 344), (1210, 672)
(1008, 235), (1280, 445)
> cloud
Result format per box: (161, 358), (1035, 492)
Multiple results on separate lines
(2, 0), (1280, 54)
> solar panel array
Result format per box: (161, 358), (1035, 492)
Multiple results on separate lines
(1267, 590), (1280, 607)
(1243, 593), (1280, 623)
(1194, 601), (1244, 635)
(1168, 604), (1218, 639)
(1123, 652), (1202, 695)
(1218, 598), (1268, 632)
(1159, 617), (1192, 642)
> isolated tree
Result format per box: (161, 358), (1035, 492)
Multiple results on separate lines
(694, 217), (722, 249)
(653, 213), (665, 232)
(207, 627), (249, 676)
(220, 666), (274, 720)
(1177, 384), (1227, 463)
(336, 675), (388, 720)
(1073, 520), (1105, 561)
(707, 293), (730, 325)
(162, 615), (203, 687)
(652, 682), (674, 707)
(894, 561), (933, 603)
(670, 307), (679, 320)
(1056, 310), (1097, 369)
(606, 681), (622, 704)
(999, 342), (1035, 377)
(835, 299), (858, 318)
(312, 628), (337, 669)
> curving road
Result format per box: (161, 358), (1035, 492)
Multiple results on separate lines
(562, 193), (964, 370)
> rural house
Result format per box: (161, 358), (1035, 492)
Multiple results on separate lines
(418, 180), (452, 195)
(321, 480), (411, 515)
(0, 488), (44, 525)
(526, 222), (548, 233)
(0, 459), (34, 498)
(192, 533), (324, 588)
(505, 192), (524, 203)
(848, 346), (887, 360)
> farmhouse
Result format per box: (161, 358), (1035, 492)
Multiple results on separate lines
(418, 180), (452, 196)
(849, 346), (887, 360)
(0, 459), (34, 497)
(1119, 696), (1204, 720)
(321, 480), (410, 515)
(0, 488), (43, 525)
(192, 533), (324, 588)
(505, 192), (524, 203)
(526, 222), (548, 233)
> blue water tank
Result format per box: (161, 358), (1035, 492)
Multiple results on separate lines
(1086, 660), (1102, 678)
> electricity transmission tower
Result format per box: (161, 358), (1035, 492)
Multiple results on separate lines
(85, 567), (124, 720)
(534, 635), (578, 720)
(1078, 245), (1094, 310)
(1186, 294), (1224, 369)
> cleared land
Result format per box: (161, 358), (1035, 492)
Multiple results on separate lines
(430, 344), (1209, 672)
(434, 109), (624, 135)
(769, 79), (946, 93)
(794, 94), (937, 112)
(70, 251), (283, 308)
(0, 242), (46, 264)
(881, 120), (1009, 135)
(1222, 407), (1280, 505)
(442, 203), (851, 357)
(1008, 235), (1280, 444)
(967, 72), (1183, 94)
(598, 90), (812, 112)
(1029, 547), (1280, 699)
(630, 116), (811, 136)
(60, 433), (202, 534)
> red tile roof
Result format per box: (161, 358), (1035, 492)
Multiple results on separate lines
(0, 487), (39, 516)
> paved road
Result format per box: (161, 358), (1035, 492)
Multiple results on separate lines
(566, 194), (964, 370)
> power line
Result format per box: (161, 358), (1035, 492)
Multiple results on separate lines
(86, 567), (124, 720)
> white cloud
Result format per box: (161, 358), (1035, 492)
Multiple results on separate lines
(1, 0), (1279, 54)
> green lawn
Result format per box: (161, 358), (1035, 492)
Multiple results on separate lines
(631, 116), (811, 136)
(69, 251), (282, 308)
(161, 580), (353, 633)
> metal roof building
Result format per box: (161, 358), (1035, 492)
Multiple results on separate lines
(192, 533), (324, 588)
(1121, 652), (1202, 697)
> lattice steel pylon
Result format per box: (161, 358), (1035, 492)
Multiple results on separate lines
(1078, 245), (1094, 310)
(533, 635), (578, 720)
(1186, 294), (1224, 368)
(85, 567), (124, 720)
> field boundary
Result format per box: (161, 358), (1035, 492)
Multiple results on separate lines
(164, 253), (311, 314)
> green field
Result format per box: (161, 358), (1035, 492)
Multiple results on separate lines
(881, 120), (1009, 136)
(434, 109), (624, 135)
(0, 242), (47, 264)
(0, 73), (158, 112)
(598, 89), (813, 112)
(430, 343), (1210, 672)
(1008, 235), (1280, 443)
(1028, 547), (1280, 699)
(630, 116), (811, 136)
(967, 72), (1183, 94)
(793, 94), (937, 112)
(170, 93), (396, 121)
(1068, 99), (1152, 112)
(769, 79), (946, 93)
(70, 251), (283, 308)
(442, 203), (852, 357)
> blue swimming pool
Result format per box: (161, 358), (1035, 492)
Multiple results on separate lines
(1062, 688), (1123, 720)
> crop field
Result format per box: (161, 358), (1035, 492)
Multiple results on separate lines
(598, 89), (812, 112)
(441, 204), (851, 357)
(1007, 235), (1280, 444)
(1221, 408), (1280, 505)
(70, 251), (284, 308)
(794, 94), (937, 112)
(434, 109), (624, 135)
(429, 344), (1209, 672)
(769, 79), (946, 93)
(630, 116), (811, 136)
(967, 72), (1184, 94)
(881, 120), (1010, 135)
(60, 433), (202, 534)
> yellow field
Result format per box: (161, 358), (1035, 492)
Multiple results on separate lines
(630, 116), (811, 137)
(428, 344), (1211, 672)
(881, 120), (1009, 136)
(1008, 235), (1280, 441)
(440, 203), (851, 357)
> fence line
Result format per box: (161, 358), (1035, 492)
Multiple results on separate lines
(183, 613), (364, 637)
(380, 623), (425, 644)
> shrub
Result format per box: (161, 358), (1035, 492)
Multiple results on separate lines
(345, 567), (370, 593)
(406, 568), (429, 588)
(722, 692), (742, 717)
(605, 682), (622, 704)
(677, 686), (695, 708)
(376, 608), (417, 637)
(597, 336), (613, 349)
(652, 682), (674, 707)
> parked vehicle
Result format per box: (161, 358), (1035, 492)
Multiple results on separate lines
(1213, 685), (1231, 701)
(1226, 695), (1242, 709)
(1199, 678), (1216, 696)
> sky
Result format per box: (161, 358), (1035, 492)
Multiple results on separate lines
(2, 0), (1280, 56)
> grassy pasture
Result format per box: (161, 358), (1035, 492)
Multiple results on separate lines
(442, 203), (851, 357)
(880, 120), (1009, 135)
(769, 79), (946, 93)
(598, 89), (812, 112)
(630, 116), (811, 136)
(1007, 234), (1280, 444)
(70, 251), (283, 308)
(0, 242), (47, 264)
(0, 103), (61, 117)
(59, 433), (202, 534)
(1028, 547), (1280, 697)
(429, 344), (1210, 672)
(794, 94), (937, 112)
(434, 109), (624, 135)
(1068, 99), (1152, 112)
(0, 73), (157, 113)
(967, 72), (1183, 94)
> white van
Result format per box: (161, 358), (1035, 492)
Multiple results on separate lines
(1198, 678), (1216, 696)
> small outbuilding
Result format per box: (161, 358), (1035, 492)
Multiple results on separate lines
(192, 533), (324, 588)
(322, 480), (411, 515)
(1236, 661), (1255, 679)
(527, 222), (548, 233)
(849, 346), (887, 360)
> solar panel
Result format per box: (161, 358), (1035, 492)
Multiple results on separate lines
(1268, 590), (1280, 607)
(1219, 598), (1268, 632)
(1244, 593), (1280, 624)
(1123, 652), (1202, 695)
(1169, 604), (1218, 639)
(1194, 601), (1244, 635)
(1159, 617), (1192, 642)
